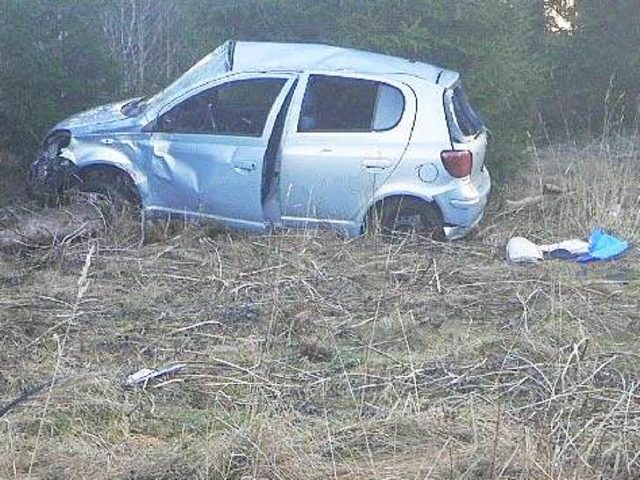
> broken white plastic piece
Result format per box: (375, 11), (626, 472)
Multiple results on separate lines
(126, 364), (186, 387)
(506, 237), (544, 264)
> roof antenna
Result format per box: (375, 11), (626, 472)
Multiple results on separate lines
(436, 70), (443, 84)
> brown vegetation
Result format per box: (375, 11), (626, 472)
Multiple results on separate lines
(1, 141), (639, 479)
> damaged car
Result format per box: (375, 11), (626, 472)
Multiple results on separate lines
(29, 40), (490, 239)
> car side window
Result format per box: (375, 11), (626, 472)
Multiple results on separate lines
(157, 78), (287, 136)
(373, 84), (405, 131)
(298, 75), (405, 133)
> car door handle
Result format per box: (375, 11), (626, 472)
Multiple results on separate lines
(362, 159), (392, 170)
(232, 160), (257, 172)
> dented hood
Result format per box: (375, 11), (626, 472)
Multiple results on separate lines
(53, 98), (146, 134)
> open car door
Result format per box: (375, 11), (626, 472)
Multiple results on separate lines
(147, 73), (297, 230)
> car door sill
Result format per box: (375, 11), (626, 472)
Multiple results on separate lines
(281, 216), (353, 226)
(145, 206), (267, 231)
(280, 216), (361, 236)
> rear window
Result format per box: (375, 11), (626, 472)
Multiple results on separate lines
(445, 86), (484, 141)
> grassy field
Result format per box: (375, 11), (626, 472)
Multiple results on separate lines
(1, 140), (640, 479)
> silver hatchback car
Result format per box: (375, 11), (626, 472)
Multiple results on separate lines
(30, 41), (490, 239)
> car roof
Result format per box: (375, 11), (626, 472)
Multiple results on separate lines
(144, 41), (461, 112)
(231, 41), (460, 86)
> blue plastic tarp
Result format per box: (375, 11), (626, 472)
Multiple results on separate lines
(576, 229), (630, 263)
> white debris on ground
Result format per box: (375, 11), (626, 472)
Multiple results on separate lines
(506, 237), (544, 263)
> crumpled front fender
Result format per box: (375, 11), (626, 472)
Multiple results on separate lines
(29, 134), (149, 206)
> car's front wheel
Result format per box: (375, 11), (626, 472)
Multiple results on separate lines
(77, 168), (141, 217)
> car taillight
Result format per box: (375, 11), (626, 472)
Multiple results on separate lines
(441, 150), (473, 178)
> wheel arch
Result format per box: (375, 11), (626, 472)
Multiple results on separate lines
(73, 162), (143, 206)
(361, 193), (444, 233)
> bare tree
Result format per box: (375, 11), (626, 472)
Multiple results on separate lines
(101, 0), (180, 94)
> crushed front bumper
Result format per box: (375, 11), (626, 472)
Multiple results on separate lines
(28, 152), (76, 199)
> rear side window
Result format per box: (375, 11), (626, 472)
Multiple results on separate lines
(298, 75), (405, 133)
(445, 86), (484, 141)
(374, 85), (405, 130)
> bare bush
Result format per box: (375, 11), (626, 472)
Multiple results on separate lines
(101, 0), (180, 94)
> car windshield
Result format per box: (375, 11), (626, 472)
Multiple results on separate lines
(121, 42), (233, 117)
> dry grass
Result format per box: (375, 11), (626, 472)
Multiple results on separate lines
(1, 140), (640, 479)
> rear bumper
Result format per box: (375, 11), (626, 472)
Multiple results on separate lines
(443, 214), (484, 240)
(437, 167), (491, 240)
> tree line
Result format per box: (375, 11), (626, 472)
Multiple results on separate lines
(1, 0), (638, 177)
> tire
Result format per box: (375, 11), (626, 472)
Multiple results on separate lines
(78, 171), (140, 217)
(367, 197), (444, 240)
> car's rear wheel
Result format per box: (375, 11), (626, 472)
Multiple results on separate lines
(367, 197), (444, 240)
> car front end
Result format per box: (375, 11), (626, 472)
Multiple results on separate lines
(29, 129), (76, 201)
(28, 97), (151, 203)
(29, 43), (236, 204)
